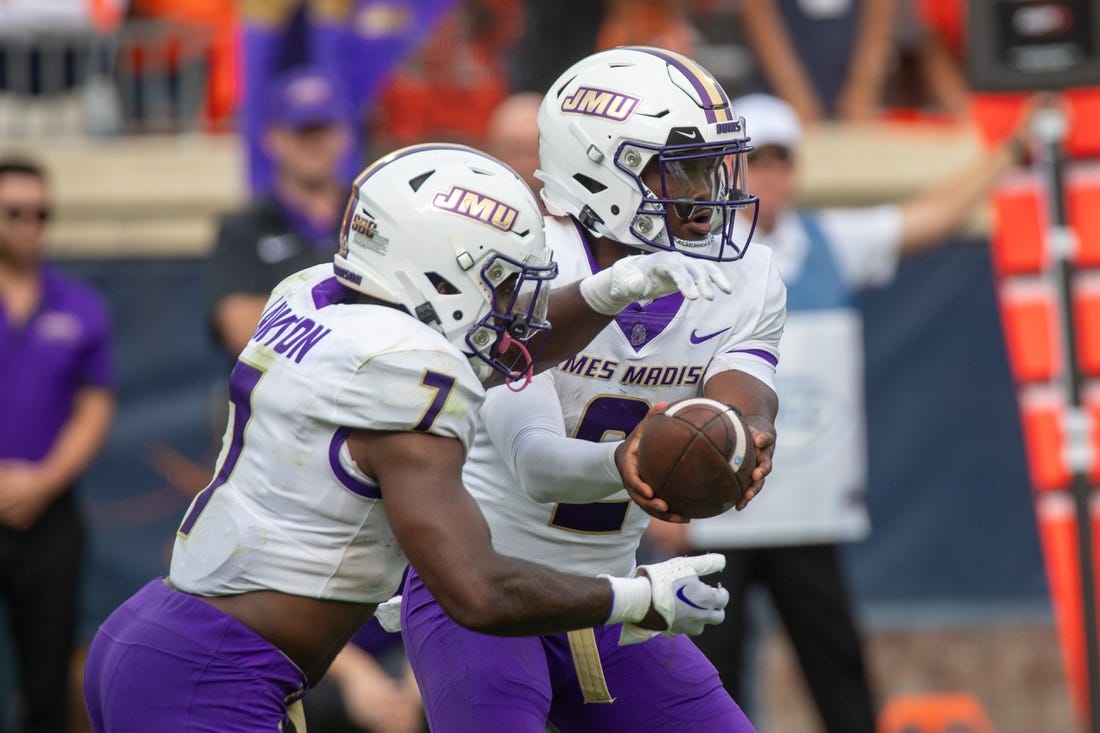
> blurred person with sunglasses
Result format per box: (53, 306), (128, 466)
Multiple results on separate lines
(0, 157), (116, 733)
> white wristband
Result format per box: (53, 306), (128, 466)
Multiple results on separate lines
(579, 269), (625, 316)
(599, 574), (652, 624)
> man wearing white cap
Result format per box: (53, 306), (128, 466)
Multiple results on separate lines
(646, 92), (1028, 732)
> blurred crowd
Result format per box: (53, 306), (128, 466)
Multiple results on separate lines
(0, 0), (977, 155)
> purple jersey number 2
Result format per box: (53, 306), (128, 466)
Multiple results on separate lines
(548, 394), (651, 534)
(178, 360), (264, 536)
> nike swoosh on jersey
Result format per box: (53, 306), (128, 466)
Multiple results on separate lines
(689, 327), (730, 344)
(676, 586), (707, 610)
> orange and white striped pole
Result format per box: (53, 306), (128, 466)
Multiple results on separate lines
(989, 93), (1100, 733)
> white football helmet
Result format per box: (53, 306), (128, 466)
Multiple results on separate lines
(537, 46), (758, 261)
(334, 143), (558, 384)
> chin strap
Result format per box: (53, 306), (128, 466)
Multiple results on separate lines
(499, 333), (534, 391)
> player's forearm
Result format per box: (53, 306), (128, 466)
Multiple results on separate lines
(482, 378), (625, 502)
(704, 371), (778, 426)
(535, 281), (613, 372)
(511, 429), (622, 503)
(450, 558), (642, 635)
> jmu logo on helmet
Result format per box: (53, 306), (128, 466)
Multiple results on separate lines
(560, 86), (639, 121)
(433, 186), (518, 232)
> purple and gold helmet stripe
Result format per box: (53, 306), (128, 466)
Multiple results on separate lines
(626, 46), (732, 124)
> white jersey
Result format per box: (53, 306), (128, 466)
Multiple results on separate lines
(170, 264), (484, 604)
(463, 217), (786, 577)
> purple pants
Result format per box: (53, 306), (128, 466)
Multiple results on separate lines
(401, 568), (755, 732)
(83, 578), (307, 732)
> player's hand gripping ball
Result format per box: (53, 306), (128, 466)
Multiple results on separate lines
(636, 398), (755, 518)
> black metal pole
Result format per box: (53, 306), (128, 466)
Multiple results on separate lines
(1036, 105), (1100, 733)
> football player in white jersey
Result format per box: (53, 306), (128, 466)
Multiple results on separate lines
(82, 143), (742, 733)
(400, 49), (786, 732)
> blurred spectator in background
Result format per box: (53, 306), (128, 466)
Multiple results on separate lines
(0, 157), (115, 733)
(0, 0), (121, 33)
(0, 0), (126, 115)
(508, 0), (604, 94)
(206, 66), (353, 358)
(304, 619), (424, 733)
(883, 0), (970, 121)
(367, 0), (520, 158)
(596, 0), (696, 56)
(738, 0), (896, 124)
(240, 0), (459, 192)
(484, 91), (542, 204)
(646, 92), (1030, 733)
(910, 0), (969, 116)
(122, 0), (238, 133)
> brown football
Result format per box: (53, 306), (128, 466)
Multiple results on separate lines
(636, 398), (755, 518)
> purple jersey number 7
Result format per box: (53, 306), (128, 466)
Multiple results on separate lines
(178, 360), (264, 536)
(414, 370), (456, 432)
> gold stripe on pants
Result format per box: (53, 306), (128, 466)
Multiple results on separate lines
(283, 699), (307, 733)
(567, 628), (615, 703)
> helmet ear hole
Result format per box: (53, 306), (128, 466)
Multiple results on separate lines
(426, 272), (460, 295)
(573, 173), (607, 194)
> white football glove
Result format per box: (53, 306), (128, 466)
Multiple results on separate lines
(579, 252), (733, 316)
(602, 553), (729, 645)
(375, 595), (403, 633)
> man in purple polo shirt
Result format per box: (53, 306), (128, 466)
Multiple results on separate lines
(0, 157), (115, 733)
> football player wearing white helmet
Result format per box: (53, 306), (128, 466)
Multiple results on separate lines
(82, 144), (735, 733)
(537, 45), (759, 263)
(401, 49), (786, 732)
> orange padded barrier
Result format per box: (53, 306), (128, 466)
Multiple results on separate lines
(987, 85), (1100, 732)
(1087, 383), (1100, 487)
(991, 180), (1045, 275)
(973, 89), (1100, 160)
(992, 168), (1100, 275)
(1067, 167), (1100, 269)
(1076, 274), (1100, 378)
(999, 279), (1061, 384)
(1019, 386), (1070, 492)
(877, 691), (995, 733)
(1035, 491), (1100, 728)
(1017, 384), (1100, 492)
